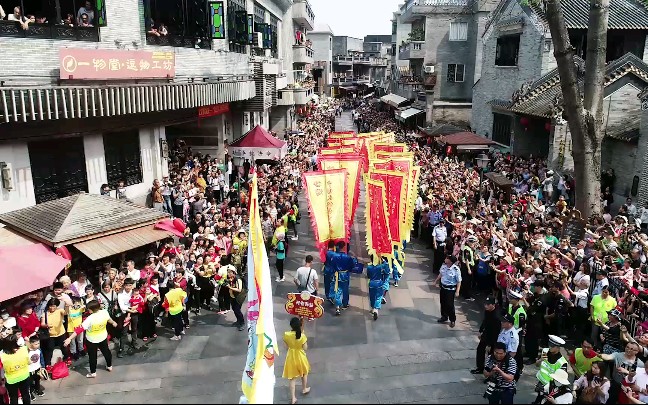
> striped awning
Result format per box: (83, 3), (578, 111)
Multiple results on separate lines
(1, 78), (256, 124)
(380, 93), (409, 108)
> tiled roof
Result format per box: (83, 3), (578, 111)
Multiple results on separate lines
(529, 0), (648, 29)
(418, 123), (467, 136)
(0, 194), (167, 246)
(487, 99), (513, 109)
(439, 132), (497, 146)
(504, 53), (648, 118)
(606, 115), (641, 142)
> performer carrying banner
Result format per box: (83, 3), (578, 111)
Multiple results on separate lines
(367, 259), (391, 321)
(329, 242), (361, 316)
(323, 241), (338, 303)
(391, 240), (407, 288)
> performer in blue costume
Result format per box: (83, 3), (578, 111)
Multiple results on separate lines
(329, 242), (362, 316)
(391, 240), (407, 287)
(323, 241), (338, 304)
(367, 259), (391, 321)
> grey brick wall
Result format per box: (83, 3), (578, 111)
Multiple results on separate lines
(637, 106), (648, 205)
(471, 1), (544, 139)
(0, 0), (252, 85)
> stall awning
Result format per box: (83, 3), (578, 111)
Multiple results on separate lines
(339, 86), (358, 91)
(74, 226), (173, 261)
(0, 244), (70, 302)
(380, 93), (409, 108)
(399, 107), (424, 120)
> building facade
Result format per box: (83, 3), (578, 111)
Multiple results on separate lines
(0, 0), (314, 213)
(472, 0), (648, 155)
(390, 0), (499, 126)
(310, 23), (334, 96)
(331, 36), (389, 98)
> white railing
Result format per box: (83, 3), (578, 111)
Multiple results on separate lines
(423, 0), (468, 5)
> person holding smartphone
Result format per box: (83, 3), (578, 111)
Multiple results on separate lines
(483, 342), (517, 404)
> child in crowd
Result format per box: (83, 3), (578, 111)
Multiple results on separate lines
(67, 296), (85, 360)
(28, 336), (45, 399)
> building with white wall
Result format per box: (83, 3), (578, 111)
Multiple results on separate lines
(310, 23), (334, 97)
(0, 0), (312, 213)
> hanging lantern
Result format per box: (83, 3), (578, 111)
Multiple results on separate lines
(520, 117), (530, 127)
(545, 122), (552, 132)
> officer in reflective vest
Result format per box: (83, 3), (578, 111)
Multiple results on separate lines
(508, 290), (527, 380)
(534, 335), (568, 404)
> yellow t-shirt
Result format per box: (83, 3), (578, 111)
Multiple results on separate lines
(590, 295), (617, 324)
(0, 346), (30, 384)
(82, 310), (111, 343)
(45, 308), (66, 338)
(67, 305), (85, 332)
(165, 288), (187, 316)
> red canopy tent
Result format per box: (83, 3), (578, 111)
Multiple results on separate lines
(0, 244), (70, 302)
(229, 125), (288, 161)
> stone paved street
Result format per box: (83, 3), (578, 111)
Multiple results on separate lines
(37, 112), (538, 404)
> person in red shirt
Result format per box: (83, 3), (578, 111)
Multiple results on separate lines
(16, 303), (40, 339)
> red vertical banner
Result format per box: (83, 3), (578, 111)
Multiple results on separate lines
(365, 179), (393, 259)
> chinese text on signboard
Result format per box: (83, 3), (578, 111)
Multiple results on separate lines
(60, 48), (176, 80)
(198, 103), (230, 118)
(285, 292), (324, 319)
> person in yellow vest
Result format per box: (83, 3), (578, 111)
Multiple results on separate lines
(64, 300), (118, 378)
(533, 335), (568, 404)
(0, 333), (32, 404)
(569, 338), (603, 378)
(272, 219), (287, 248)
(163, 280), (187, 341)
(508, 290), (527, 381)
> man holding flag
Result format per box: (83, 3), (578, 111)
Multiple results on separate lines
(240, 172), (279, 404)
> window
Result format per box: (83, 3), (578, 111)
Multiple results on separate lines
(449, 21), (467, 41)
(492, 113), (512, 146)
(330, 37), (332, 50)
(496, 34), (520, 66)
(447, 63), (465, 83)
(145, 0), (210, 48)
(228, 0), (247, 53)
(392, 20), (397, 35)
(103, 131), (143, 187)
(29, 137), (88, 204)
(0, 0), (102, 41)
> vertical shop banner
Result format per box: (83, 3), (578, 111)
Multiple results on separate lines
(368, 170), (407, 250)
(209, 1), (226, 39)
(365, 179), (393, 258)
(318, 155), (363, 234)
(302, 170), (349, 248)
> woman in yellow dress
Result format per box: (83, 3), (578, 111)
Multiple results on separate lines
(282, 317), (311, 404)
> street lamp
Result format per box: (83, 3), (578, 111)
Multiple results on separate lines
(475, 153), (490, 203)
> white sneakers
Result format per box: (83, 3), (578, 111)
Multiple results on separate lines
(275, 277), (285, 282)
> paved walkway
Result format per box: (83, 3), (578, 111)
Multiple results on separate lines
(39, 112), (538, 404)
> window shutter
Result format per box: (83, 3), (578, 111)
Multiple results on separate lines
(447, 64), (456, 82)
(456, 64), (465, 82)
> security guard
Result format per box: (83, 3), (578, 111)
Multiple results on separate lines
(498, 313), (520, 377)
(434, 255), (462, 328)
(525, 280), (549, 365)
(460, 236), (477, 300)
(508, 290), (527, 380)
(471, 296), (504, 374)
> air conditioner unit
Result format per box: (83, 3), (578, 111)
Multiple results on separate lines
(424, 65), (435, 74)
(252, 32), (263, 48)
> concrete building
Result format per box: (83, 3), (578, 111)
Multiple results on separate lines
(269, 0), (316, 133)
(331, 36), (390, 98)
(309, 23), (334, 97)
(0, 0), (314, 213)
(389, 0), (499, 127)
(472, 0), (648, 156)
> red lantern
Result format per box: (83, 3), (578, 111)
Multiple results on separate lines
(520, 117), (530, 127)
(446, 145), (452, 155)
(545, 122), (552, 132)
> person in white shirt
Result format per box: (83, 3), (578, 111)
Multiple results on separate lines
(640, 202), (648, 231)
(8, 7), (29, 30)
(126, 260), (141, 282)
(71, 272), (89, 298)
(294, 255), (319, 295)
(116, 278), (137, 356)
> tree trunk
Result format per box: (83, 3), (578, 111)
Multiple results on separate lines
(544, 0), (609, 218)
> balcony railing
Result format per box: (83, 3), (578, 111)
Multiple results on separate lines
(146, 34), (211, 49)
(0, 21), (99, 42)
(293, 0), (315, 31)
(405, 0), (468, 7)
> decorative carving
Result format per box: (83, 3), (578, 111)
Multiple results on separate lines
(528, 12), (545, 33)
(511, 80), (533, 104)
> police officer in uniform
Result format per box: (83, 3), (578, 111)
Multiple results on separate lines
(525, 280), (549, 365)
(533, 334), (567, 404)
(434, 255), (462, 328)
(460, 236), (477, 301)
(498, 313), (520, 363)
(508, 290), (527, 380)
